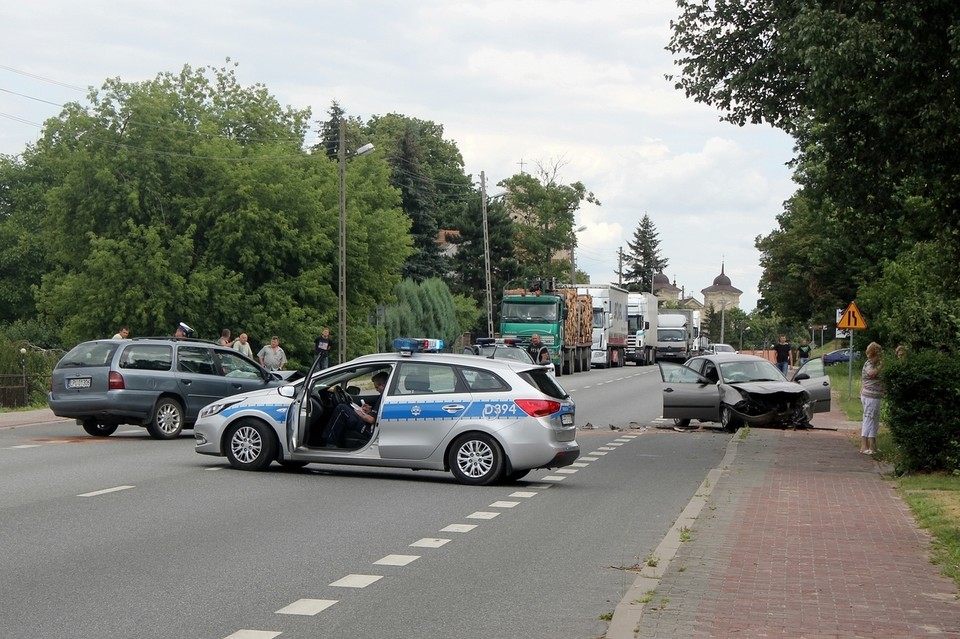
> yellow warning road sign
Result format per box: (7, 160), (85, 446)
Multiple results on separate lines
(837, 301), (867, 330)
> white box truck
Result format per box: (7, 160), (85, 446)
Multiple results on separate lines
(578, 284), (629, 368)
(656, 309), (695, 362)
(626, 292), (658, 365)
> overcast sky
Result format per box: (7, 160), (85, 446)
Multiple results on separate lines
(1, 1), (797, 311)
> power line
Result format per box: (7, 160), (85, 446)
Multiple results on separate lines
(0, 88), (65, 107)
(0, 64), (87, 92)
(0, 111), (42, 127)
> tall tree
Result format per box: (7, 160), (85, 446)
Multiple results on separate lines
(623, 214), (668, 293)
(448, 194), (519, 335)
(669, 0), (960, 325)
(499, 168), (599, 283)
(363, 113), (473, 281)
(384, 277), (460, 347)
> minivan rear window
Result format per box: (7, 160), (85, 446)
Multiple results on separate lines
(57, 342), (118, 368)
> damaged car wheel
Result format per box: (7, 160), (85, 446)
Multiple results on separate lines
(720, 405), (740, 432)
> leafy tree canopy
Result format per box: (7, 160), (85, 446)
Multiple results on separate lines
(499, 164), (599, 284)
(670, 1), (960, 342)
(2, 62), (412, 363)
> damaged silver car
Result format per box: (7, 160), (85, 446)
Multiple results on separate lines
(658, 353), (831, 430)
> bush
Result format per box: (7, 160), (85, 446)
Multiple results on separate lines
(884, 350), (960, 473)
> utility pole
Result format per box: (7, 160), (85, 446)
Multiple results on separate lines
(480, 171), (494, 337)
(337, 118), (347, 363)
(617, 247), (624, 286)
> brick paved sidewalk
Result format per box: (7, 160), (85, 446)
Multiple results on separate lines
(625, 427), (960, 638)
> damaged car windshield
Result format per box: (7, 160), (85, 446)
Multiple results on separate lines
(718, 360), (784, 383)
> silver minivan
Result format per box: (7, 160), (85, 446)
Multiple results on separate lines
(49, 338), (284, 439)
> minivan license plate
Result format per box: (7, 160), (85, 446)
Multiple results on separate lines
(66, 378), (91, 389)
(561, 413), (573, 426)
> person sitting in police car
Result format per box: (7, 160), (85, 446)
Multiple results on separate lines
(321, 372), (388, 447)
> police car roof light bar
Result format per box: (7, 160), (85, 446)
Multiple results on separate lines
(393, 337), (445, 355)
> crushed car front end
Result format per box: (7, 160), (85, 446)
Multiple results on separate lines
(721, 383), (813, 428)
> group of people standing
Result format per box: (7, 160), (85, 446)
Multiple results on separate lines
(771, 335), (814, 375)
(216, 329), (287, 372)
(110, 323), (292, 372)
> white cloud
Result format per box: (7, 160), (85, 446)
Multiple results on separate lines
(0, 0), (796, 311)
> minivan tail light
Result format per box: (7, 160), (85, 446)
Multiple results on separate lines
(514, 399), (561, 418)
(108, 372), (125, 390)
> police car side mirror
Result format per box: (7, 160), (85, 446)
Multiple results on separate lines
(278, 385), (296, 398)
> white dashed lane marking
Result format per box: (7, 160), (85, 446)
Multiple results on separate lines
(275, 599), (337, 615)
(374, 554), (420, 566)
(224, 630), (281, 639)
(489, 500), (520, 508)
(77, 485), (135, 497)
(509, 491), (538, 498)
(329, 574), (382, 588)
(441, 523), (477, 533)
(466, 511), (500, 520)
(411, 538), (450, 548)
(540, 475), (566, 482)
(579, 456), (599, 461)
(554, 468), (578, 474)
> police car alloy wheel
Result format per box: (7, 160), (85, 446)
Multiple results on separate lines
(226, 419), (277, 471)
(448, 433), (505, 486)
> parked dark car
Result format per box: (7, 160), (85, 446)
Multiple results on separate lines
(49, 338), (285, 439)
(822, 348), (856, 365)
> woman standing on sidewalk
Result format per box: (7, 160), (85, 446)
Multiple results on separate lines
(860, 342), (883, 454)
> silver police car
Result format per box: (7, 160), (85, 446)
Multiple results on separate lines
(194, 338), (579, 485)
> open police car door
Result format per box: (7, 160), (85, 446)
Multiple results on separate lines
(286, 348), (329, 454)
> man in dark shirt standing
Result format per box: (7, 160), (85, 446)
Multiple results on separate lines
(314, 327), (332, 369)
(773, 335), (793, 376)
(527, 334), (550, 364)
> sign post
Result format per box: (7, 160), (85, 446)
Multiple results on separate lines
(836, 301), (868, 399)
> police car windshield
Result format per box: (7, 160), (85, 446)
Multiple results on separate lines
(478, 346), (533, 363)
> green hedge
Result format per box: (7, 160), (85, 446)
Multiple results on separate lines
(884, 351), (960, 473)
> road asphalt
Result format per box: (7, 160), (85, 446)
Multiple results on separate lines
(4, 404), (960, 638)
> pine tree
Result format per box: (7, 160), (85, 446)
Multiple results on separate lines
(624, 214), (668, 292)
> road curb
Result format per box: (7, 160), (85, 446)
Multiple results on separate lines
(606, 432), (741, 638)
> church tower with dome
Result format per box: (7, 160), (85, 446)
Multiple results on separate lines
(652, 272), (682, 302)
(700, 263), (743, 310)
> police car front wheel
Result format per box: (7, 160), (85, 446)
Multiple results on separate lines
(448, 433), (505, 486)
(225, 419), (277, 471)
